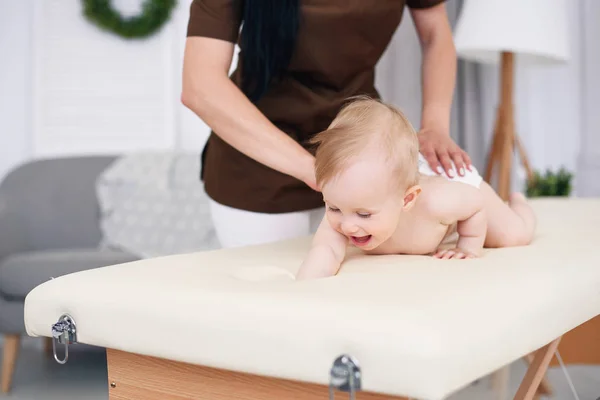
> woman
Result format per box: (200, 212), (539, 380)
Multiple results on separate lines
(181, 0), (472, 248)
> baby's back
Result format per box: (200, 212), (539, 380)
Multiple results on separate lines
(367, 175), (461, 256)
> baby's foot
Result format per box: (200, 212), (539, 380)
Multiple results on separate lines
(509, 192), (527, 204)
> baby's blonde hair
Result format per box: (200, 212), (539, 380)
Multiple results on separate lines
(310, 96), (419, 190)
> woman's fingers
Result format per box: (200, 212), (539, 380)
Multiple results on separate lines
(450, 150), (466, 177)
(461, 149), (473, 171)
(437, 151), (455, 178)
(435, 149), (474, 178)
(422, 149), (443, 175)
(419, 131), (475, 178)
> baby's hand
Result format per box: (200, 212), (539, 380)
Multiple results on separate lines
(432, 247), (478, 259)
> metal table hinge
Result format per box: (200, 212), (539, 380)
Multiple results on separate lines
(51, 314), (77, 365)
(329, 355), (362, 400)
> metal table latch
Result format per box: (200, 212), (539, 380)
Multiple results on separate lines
(329, 355), (362, 400)
(51, 314), (77, 365)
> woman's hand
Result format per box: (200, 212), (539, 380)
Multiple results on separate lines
(418, 128), (472, 178)
(411, 3), (470, 178)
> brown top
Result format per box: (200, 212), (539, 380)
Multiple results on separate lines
(187, 0), (446, 214)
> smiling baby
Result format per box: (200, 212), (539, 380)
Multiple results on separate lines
(295, 96), (536, 280)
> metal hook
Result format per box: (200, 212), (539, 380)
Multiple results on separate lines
(52, 334), (69, 364)
(51, 314), (77, 365)
(329, 355), (361, 400)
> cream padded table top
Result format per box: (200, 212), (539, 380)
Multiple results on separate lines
(24, 198), (600, 400)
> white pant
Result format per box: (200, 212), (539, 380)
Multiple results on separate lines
(208, 199), (325, 248)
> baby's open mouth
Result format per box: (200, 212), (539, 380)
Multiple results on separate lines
(351, 235), (372, 246)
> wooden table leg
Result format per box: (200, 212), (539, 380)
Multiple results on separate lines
(513, 338), (561, 400)
(524, 353), (553, 396)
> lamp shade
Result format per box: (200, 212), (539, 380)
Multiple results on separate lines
(453, 0), (570, 65)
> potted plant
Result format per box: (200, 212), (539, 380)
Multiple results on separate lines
(525, 167), (573, 197)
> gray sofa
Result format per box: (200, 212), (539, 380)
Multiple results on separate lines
(0, 155), (139, 393)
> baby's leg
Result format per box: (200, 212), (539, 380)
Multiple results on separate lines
(479, 181), (536, 248)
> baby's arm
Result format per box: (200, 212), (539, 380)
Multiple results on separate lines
(296, 215), (348, 280)
(433, 182), (487, 257)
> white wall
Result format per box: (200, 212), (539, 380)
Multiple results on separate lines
(576, 0), (600, 196)
(30, 0), (196, 155)
(0, 0), (596, 196)
(0, 0), (212, 177)
(0, 0), (34, 180)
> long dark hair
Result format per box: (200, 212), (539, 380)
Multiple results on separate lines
(240, 1), (300, 103)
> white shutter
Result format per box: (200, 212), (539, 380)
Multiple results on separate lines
(31, 0), (177, 156)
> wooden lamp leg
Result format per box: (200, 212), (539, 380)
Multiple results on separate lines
(494, 51), (515, 201)
(484, 51), (535, 200)
(484, 106), (503, 183)
(515, 135), (534, 183)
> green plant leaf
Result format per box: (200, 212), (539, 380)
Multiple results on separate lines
(82, 0), (177, 39)
(524, 166), (573, 197)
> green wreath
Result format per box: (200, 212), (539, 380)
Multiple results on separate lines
(82, 0), (177, 39)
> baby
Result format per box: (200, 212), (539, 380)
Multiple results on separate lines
(296, 96), (536, 280)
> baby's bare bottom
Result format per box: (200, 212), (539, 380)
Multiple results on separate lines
(480, 181), (536, 248)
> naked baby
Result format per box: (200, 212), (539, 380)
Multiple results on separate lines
(296, 96), (536, 280)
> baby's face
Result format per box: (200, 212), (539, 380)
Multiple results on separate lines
(321, 157), (405, 251)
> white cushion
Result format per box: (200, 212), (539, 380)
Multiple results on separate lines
(96, 152), (220, 258)
(24, 198), (600, 400)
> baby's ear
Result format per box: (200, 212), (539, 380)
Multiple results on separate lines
(402, 185), (422, 210)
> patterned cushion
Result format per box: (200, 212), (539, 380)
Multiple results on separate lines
(96, 152), (221, 258)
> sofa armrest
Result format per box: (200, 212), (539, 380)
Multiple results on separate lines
(0, 194), (30, 265)
(0, 156), (118, 255)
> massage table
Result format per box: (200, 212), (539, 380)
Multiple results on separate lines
(23, 197), (600, 399)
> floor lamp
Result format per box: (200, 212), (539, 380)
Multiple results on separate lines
(452, 1), (570, 397)
(453, 0), (570, 201)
